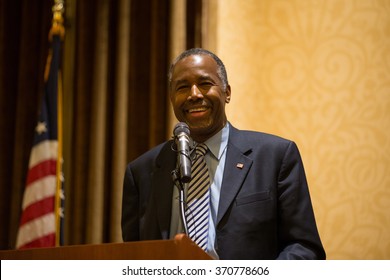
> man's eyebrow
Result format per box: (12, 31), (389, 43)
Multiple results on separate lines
(172, 75), (216, 85)
(198, 75), (213, 81)
(172, 79), (188, 86)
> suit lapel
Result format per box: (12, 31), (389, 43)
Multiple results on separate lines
(151, 141), (176, 239)
(217, 126), (253, 225)
(149, 127), (253, 234)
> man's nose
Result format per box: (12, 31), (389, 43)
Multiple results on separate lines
(188, 84), (203, 100)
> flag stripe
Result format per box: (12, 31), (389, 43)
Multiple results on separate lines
(19, 196), (55, 226)
(16, 213), (56, 249)
(18, 233), (56, 250)
(22, 176), (56, 209)
(26, 159), (57, 186)
(28, 140), (58, 167)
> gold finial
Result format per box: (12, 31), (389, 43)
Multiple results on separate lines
(49, 0), (65, 41)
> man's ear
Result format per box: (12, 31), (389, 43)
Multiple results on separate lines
(225, 85), (231, 103)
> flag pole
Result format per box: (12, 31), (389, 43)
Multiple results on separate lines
(15, 0), (66, 249)
(50, 0), (65, 247)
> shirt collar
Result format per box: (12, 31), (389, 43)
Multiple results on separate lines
(204, 122), (229, 160)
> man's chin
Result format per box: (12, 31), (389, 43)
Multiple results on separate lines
(187, 122), (212, 138)
(187, 122), (210, 132)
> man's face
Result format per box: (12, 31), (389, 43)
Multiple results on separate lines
(170, 54), (231, 143)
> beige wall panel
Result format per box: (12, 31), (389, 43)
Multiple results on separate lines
(214, 0), (390, 259)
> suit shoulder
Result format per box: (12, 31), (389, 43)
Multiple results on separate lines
(236, 129), (293, 146)
(128, 141), (172, 168)
(228, 125), (301, 158)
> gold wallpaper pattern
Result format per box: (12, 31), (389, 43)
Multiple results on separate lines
(215, 0), (390, 259)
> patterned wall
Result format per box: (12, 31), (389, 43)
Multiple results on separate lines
(215, 0), (390, 259)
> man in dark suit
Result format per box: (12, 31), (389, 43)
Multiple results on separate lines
(122, 48), (325, 259)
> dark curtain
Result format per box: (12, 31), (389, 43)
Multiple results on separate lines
(66, 0), (172, 245)
(0, 0), (177, 249)
(0, 0), (53, 250)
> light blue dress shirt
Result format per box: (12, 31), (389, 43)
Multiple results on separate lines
(169, 123), (229, 259)
(203, 123), (229, 259)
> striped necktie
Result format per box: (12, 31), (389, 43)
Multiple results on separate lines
(185, 143), (210, 250)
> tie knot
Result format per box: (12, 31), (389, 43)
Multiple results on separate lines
(195, 143), (208, 156)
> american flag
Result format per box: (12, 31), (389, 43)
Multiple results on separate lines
(15, 34), (64, 249)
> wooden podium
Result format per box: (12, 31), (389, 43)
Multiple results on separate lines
(0, 234), (212, 260)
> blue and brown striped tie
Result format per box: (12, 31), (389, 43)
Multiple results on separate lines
(185, 143), (210, 250)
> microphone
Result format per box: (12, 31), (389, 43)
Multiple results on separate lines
(173, 122), (192, 183)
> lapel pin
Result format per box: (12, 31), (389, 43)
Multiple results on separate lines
(236, 163), (244, 169)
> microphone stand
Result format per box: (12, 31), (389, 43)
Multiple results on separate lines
(172, 169), (188, 235)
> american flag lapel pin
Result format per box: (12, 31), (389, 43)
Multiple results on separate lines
(236, 163), (244, 169)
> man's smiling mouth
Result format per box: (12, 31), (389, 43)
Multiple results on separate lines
(187, 107), (208, 113)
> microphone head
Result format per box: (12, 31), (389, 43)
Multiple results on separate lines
(173, 122), (190, 137)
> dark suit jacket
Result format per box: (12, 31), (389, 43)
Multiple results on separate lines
(122, 124), (326, 259)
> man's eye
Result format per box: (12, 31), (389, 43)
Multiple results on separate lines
(176, 85), (188, 91)
(199, 82), (213, 88)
